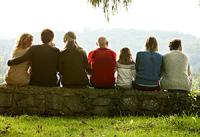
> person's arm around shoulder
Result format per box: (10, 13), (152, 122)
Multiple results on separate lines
(7, 46), (33, 66)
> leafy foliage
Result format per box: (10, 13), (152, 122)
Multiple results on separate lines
(88, 0), (132, 21)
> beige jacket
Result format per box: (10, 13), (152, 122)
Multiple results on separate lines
(160, 50), (192, 91)
(116, 62), (136, 88)
(5, 48), (30, 86)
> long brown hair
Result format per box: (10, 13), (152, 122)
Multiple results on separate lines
(118, 47), (134, 65)
(145, 36), (158, 52)
(16, 33), (33, 49)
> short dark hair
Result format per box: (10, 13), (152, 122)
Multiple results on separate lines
(169, 39), (181, 50)
(41, 29), (54, 44)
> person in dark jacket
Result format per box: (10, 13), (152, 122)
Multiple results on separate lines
(7, 29), (60, 87)
(59, 31), (90, 88)
(133, 36), (162, 91)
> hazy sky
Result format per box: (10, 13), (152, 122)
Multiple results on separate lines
(0, 0), (200, 38)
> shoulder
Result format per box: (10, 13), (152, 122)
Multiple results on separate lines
(107, 48), (116, 54)
(154, 52), (162, 56)
(154, 52), (163, 58)
(76, 48), (88, 57)
(77, 47), (86, 53)
(88, 50), (95, 56)
(164, 51), (188, 59)
(60, 48), (67, 54)
(136, 51), (146, 55)
(51, 46), (60, 52)
(31, 45), (40, 49)
(136, 51), (146, 57)
(164, 51), (183, 56)
(117, 62), (135, 68)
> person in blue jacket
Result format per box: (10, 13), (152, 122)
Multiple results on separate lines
(133, 36), (162, 91)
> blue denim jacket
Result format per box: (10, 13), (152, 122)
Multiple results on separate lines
(135, 51), (162, 86)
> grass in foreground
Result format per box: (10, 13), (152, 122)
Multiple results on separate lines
(0, 115), (200, 137)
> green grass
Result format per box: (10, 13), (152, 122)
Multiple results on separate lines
(0, 115), (200, 137)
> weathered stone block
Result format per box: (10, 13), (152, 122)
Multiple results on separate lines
(142, 99), (159, 111)
(63, 96), (86, 113)
(46, 94), (63, 110)
(0, 93), (12, 107)
(92, 98), (111, 106)
(14, 94), (45, 108)
(122, 97), (138, 111)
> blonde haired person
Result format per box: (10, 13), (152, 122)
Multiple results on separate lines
(133, 36), (162, 91)
(6, 33), (33, 86)
(59, 31), (90, 88)
(116, 47), (136, 89)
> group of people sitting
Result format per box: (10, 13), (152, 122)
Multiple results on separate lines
(5, 29), (192, 92)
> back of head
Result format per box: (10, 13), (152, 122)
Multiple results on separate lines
(63, 31), (78, 49)
(16, 33), (33, 49)
(118, 47), (133, 65)
(169, 39), (182, 51)
(98, 37), (108, 48)
(63, 31), (76, 43)
(145, 36), (158, 52)
(41, 29), (54, 44)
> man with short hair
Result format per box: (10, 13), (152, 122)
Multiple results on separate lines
(8, 29), (60, 87)
(88, 36), (116, 88)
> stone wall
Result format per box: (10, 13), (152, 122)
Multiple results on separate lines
(0, 85), (199, 116)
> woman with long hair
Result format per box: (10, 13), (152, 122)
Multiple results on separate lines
(6, 33), (33, 86)
(116, 47), (135, 89)
(133, 36), (162, 91)
(59, 31), (90, 87)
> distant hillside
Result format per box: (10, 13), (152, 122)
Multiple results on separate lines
(1, 29), (200, 78)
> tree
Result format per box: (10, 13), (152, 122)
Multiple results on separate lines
(88, 0), (132, 21)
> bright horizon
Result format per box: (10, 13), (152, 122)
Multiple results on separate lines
(0, 0), (200, 39)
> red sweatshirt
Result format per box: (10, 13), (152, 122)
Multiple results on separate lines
(88, 48), (116, 88)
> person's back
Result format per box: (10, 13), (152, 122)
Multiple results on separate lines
(6, 48), (30, 86)
(161, 39), (191, 91)
(134, 36), (162, 91)
(116, 48), (135, 89)
(88, 37), (116, 88)
(6, 33), (33, 86)
(29, 45), (59, 86)
(59, 32), (90, 87)
(135, 51), (162, 85)
(8, 29), (60, 87)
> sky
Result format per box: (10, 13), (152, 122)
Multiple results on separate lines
(0, 0), (200, 39)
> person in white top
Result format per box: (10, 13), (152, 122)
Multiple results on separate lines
(5, 33), (33, 86)
(160, 39), (192, 91)
(116, 47), (136, 89)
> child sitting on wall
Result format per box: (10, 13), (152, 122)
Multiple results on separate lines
(116, 47), (136, 89)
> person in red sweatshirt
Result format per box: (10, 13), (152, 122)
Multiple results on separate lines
(88, 36), (116, 88)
